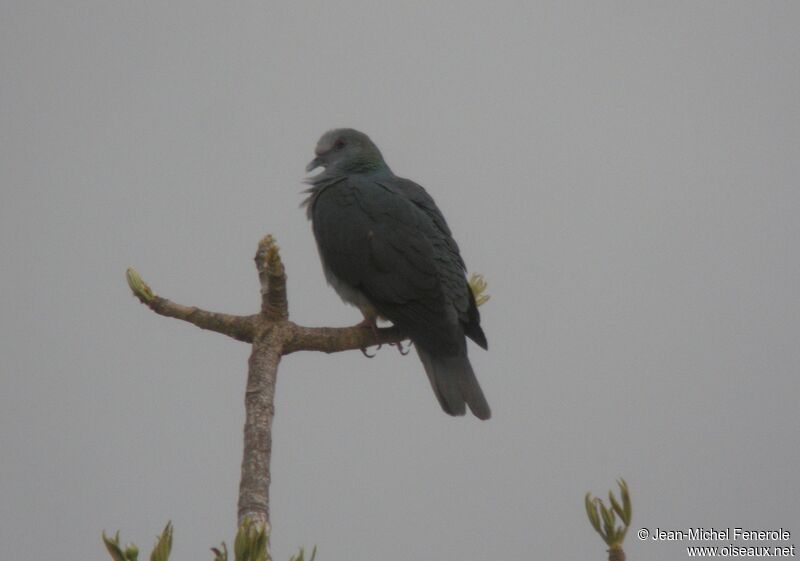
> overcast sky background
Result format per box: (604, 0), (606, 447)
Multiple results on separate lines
(2, 2), (799, 560)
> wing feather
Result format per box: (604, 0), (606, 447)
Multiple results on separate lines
(312, 176), (468, 354)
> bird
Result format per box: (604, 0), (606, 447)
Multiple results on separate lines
(302, 128), (490, 420)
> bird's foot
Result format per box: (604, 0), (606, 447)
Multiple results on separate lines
(356, 316), (381, 358)
(355, 317), (379, 336)
(392, 340), (411, 355)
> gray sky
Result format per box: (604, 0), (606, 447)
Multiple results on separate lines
(1, 2), (798, 560)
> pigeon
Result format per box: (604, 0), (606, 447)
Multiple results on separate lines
(303, 129), (490, 420)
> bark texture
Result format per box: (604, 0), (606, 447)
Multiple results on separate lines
(608, 545), (626, 561)
(126, 235), (407, 532)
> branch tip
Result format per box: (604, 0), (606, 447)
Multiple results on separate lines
(257, 235), (284, 276)
(255, 234), (288, 318)
(126, 268), (155, 303)
(267, 243), (282, 269)
(256, 235), (276, 259)
(468, 272), (490, 307)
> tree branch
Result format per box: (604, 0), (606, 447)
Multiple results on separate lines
(256, 235), (288, 320)
(283, 323), (406, 355)
(125, 234), (475, 538)
(126, 268), (256, 342)
(237, 326), (282, 530)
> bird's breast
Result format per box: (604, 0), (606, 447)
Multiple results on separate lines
(321, 262), (380, 322)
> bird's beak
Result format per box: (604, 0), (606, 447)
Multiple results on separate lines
(305, 156), (323, 173)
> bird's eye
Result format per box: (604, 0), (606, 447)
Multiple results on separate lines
(334, 139), (346, 150)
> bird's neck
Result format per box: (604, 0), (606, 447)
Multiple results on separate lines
(306, 161), (392, 190)
(339, 157), (391, 175)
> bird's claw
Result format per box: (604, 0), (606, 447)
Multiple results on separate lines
(393, 341), (411, 355)
(360, 341), (410, 358)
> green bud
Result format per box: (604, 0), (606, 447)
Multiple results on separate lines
(124, 543), (139, 561)
(150, 521), (172, 561)
(585, 494), (602, 533)
(210, 544), (228, 561)
(619, 479), (632, 523)
(103, 531), (127, 561)
(126, 268), (155, 303)
(609, 491), (625, 523)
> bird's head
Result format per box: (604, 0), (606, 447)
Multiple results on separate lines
(306, 128), (387, 174)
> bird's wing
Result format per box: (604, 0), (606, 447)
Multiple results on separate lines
(378, 177), (488, 350)
(382, 177), (465, 268)
(312, 175), (468, 355)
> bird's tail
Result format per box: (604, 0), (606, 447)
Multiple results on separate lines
(417, 348), (491, 420)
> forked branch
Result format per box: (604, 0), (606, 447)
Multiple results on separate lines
(126, 235), (409, 533)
